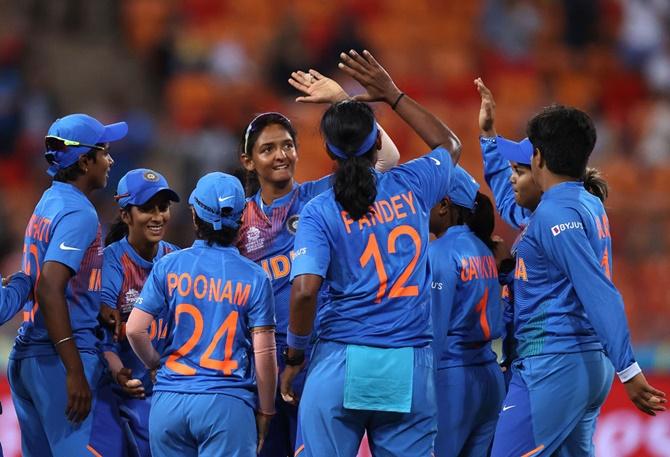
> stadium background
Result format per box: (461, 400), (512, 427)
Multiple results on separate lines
(0, 0), (668, 455)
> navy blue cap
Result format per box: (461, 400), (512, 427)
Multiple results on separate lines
(189, 172), (245, 230)
(496, 136), (534, 166)
(115, 168), (180, 208)
(45, 114), (128, 176)
(447, 166), (480, 210)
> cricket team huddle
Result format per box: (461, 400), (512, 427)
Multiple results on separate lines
(0, 50), (666, 457)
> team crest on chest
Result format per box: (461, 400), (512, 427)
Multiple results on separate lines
(246, 226), (265, 252)
(286, 214), (299, 235)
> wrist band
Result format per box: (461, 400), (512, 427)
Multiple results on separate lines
(391, 92), (405, 110)
(286, 329), (310, 351)
(257, 410), (276, 417)
(55, 336), (74, 347)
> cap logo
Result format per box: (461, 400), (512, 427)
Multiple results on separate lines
(143, 171), (159, 182)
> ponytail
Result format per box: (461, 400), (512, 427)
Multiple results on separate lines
(321, 101), (378, 220)
(463, 192), (496, 252)
(583, 167), (609, 203)
(105, 216), (129, 246)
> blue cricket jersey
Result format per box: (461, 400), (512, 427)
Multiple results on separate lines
(480, 136), (531, 229)
(291, 147), (454, 348)
(513, 181), (636, 374)
(12, 181), (103, 359)
(0, 273), (32, 325)
(135, 240), (275, 407)
(101, 237), (178, 392)
(429, 225), (503, 368)
(237, 176), (331, 345)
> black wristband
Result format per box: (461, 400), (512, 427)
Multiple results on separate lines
(391, 92), (405, 110)
(282, 346), (306, 366)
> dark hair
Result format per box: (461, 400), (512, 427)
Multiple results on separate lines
(582, 167), (608, 203)
(105, 215), (129, 246)
(527, 104), (596, 179)
(321, 101), (377, 220)
(455, 192), (496, 251)
(194, 213), (240, 247)
(52, 148), (98, 182)
(239, 113), (298, 197)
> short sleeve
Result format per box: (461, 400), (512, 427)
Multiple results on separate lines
(44, 210), (98, 273)
(101, 247), (123, 309)
(247, 273), (276, 329)
(392, 147), (454, 208)
(290, 202), (331, 280)
(135, 260), (168, 317)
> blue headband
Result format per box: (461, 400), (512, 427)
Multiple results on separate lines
(326, 122), (378, 159)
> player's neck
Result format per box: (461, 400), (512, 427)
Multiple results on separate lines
(541, 172), (576, 193)
(128, 235), (159, 262)
(67, 177), (97, 198)
(259, 179), (294, 206)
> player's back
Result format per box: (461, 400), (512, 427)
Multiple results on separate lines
(294, 147), (454, 349)
(429, 226), (503, 368)
(146, 240), (274, 407)
(14, 181), (102, 358)
(514, 182), (611, 358)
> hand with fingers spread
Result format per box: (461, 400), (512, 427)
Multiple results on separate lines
(289, 69), (349, 104)
(624, 372), (667, 416)
(338, 49), (402, 105)
(474, 77), (496, 137)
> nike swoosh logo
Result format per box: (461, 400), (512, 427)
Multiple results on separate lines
(59, 242), (81, 251)
(502, 405), (516, 412)
(218, 196), (234, 203)
(430, 157), (441, 166)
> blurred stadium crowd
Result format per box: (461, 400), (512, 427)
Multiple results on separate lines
(0, 0), (668, 371)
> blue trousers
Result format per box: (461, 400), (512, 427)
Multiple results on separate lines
(490, 351), (614, 457)
(149, 391), (256, 457)
(7, 352), (125, 457)
(296, 341), (437, 457)
(435, 361), (505, 457)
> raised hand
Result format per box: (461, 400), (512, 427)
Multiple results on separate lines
(338, 50), (402, 105)
(289, 69), (349, 104)
(475, 78), (496, 136)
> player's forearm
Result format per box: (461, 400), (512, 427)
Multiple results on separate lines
(104, 351), (124, 379)
(127, 308), (160, 369)
(252, 328), (278, 415)
(392, 94), (462, 163)
(37, 278), (85, 374)
(374, 124), (400, 172)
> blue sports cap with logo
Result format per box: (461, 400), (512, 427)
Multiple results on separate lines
(496, 136), (534, 166)
(447, 165), (480, 210)
(45, 113), (128, 176)
(115, 168), (180, 208)
(189, 172), (245, 230)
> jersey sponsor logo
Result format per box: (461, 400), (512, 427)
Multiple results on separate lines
(245, 226), (264, 252)
(286, 214), (299, 235)
(431, 281), (443, 290)
(59, 242), (81, 251)
(550, 221), (583, 236)
(430, 157), (441, 166)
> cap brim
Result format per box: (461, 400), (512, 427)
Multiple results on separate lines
(497, 137), (533, 166)
(99, 122), (128, 143)
(133, 187), (180, 206)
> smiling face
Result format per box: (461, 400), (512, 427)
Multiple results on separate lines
(121, 191), (172, 245)
(85, 144), (114, 189)
(510, 162), (542, 211)
(241, 123), (297, 188)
